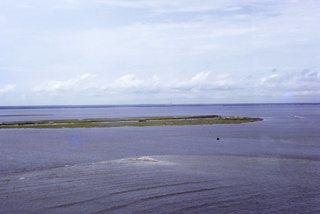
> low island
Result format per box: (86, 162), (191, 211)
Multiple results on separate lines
(0, 115), (262, 129)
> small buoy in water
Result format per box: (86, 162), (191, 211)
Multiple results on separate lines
(217, 138), (220, 140)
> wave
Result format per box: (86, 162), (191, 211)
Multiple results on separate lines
(1, 155), (320, 213)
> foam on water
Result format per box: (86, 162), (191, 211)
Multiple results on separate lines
(1, 155), (320, 213)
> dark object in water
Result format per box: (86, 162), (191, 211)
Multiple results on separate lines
(217, 138), (220, 140)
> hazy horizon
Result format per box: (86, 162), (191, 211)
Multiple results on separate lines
(0, 102), (320, 109)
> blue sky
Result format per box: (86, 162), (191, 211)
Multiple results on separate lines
(0, 0), (319, 105)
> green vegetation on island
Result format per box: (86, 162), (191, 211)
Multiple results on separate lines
(0, 115), (262, 129)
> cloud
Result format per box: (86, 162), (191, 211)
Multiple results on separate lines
(112, 74), (144, 89)
(295, 69), (320, 82)
(254, 69), (320, 98)
(96, 0), (275, 14)
(172, 72), (236, 92)
(110, 72), (236, 94)
(12, 68), (320, 104)
(33, 73), (96, 92)
(97, 0), (225, 13)
(33, 71), (237, 95)
(0, 84), (16, 94)
(190, 71), (210, 83)
(100, 74), (157, 93)
(32, 69), (320, 97)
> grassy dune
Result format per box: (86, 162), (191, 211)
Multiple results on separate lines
(0, 115), (263, 129)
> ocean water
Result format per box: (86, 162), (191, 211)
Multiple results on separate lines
(0, 104), (320, 213)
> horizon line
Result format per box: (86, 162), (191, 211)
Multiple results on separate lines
(0, 102), (319, 109)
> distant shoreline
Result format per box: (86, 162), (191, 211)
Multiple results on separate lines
(0, 115), (263, 129)
(0, 103), (319, 110)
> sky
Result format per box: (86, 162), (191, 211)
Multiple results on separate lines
(0, 0), (319, 105)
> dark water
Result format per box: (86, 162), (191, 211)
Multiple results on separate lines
(0, 104), (320, 213)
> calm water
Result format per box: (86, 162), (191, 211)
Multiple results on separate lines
(0, 104), (320, 213)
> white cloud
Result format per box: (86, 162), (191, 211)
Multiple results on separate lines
(112, 74), (144, 89)
(260, 73), (280, 84)
(294, 69), (320, 82)
(33, 73), (96, 92)
(0, 84), (16, 94)
(172, 72), (236, 92)
(101, 74), (158, 93)
(254, 70), (320, 98)
(32, 69), (320, 97)
(190, 71), (210, 83)
(110, 72), (235, 93)
(12, 68), (320, 104)
(33, 71), (236, 95)
(96, 0), (263, 14)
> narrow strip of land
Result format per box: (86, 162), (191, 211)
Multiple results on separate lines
(0, 114), (50, 117)
(0, 115), (262, 129)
